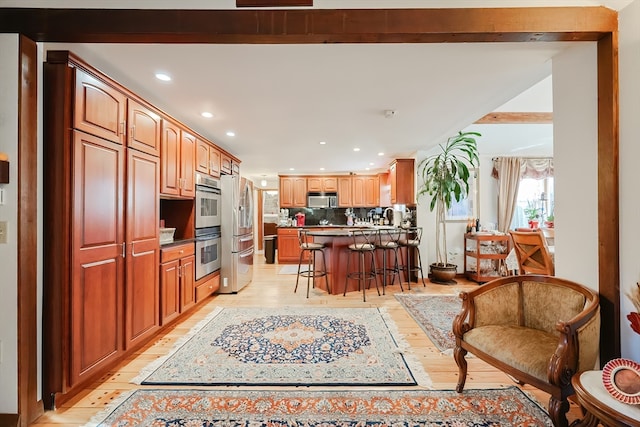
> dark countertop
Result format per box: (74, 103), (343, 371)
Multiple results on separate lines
(160, 238), (195, 249)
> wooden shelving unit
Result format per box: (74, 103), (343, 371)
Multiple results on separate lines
(464, 233), (511, 283)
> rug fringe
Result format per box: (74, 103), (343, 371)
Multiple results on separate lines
(378, 307), (433, 389)
(130, 306), (224, 385)
(81, 389), (137, 427)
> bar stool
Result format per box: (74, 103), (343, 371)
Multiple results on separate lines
(294, 229), (330, 298)
(374, 227), (403, 294)
(398, 227), (426, 289)
(344, 229), (380, 302)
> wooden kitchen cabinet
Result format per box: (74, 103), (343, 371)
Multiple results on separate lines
(351, 175), (379, 207)
(127, 98), (161, 156)
(389, 159), (415, 205)
(196, 139), (221, 177)
(279, 176), (307, 207)
(195, 272), (220, 302)
(69, 130), (125, 389)
(307, 176), (338, 192)
(125, 148), (160, 349)
(160, 119), (195, 198)
(277, 227), (310, 263)
(160, 242), (195, 325)
(338, 177), (352, 207)
(221, 153), (233, 175)
(73, 67), (127, 145)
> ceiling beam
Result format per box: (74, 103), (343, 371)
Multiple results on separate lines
(0, 7), (617, 44)
(475, 112), (553, 124)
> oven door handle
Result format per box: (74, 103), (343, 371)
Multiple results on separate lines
(239, 236), (253, 242)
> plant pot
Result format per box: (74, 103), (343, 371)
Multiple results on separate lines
(429, 263), (457, 284)
(544, 221), (554, 228)
(528, 220), (539, 229)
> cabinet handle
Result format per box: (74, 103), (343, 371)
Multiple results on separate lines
(178, 265), (182, 278)
(130, 125), (135, 141)
(119, 122), (125, 136)
(121, 242), (126, 258)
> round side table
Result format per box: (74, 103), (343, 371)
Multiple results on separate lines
(571, 370), (640, 427)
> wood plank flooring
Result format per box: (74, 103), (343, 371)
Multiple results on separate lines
(30, 255), (583, 426)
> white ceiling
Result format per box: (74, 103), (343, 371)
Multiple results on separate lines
(33, 0), (631, 187)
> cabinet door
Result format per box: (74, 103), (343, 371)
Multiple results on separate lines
(338, 177), (352, 207)
(351, 176), (366, 207)
(323, 177), (338, 192)
(160, 118), (181, 196)
(180, 131), (196, 198)
(389, 162), (398, 204)
(279, 177), (294, 207)
(307, 177), (323, 192)
(221, 153), (232, 175)
(209, 147), (221, 177)
(293, 177), (307, 207)
(127, 99), (161, 156)
(71, 130), (124, 386)
(74, 68), (126, 144)
(391, 159), (415, 205)
(195, 139), (210, 174)
(277, 232), (301, 263)
(181, 254), (196, 312)
(125, 149), (160, 349)
(160, 259), (181, 325)
(364, 175), (380, 207)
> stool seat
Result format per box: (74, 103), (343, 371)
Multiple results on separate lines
(301, 242), (325, 250)
(348, 243), (375, 251)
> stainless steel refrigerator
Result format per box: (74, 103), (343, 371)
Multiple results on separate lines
(219, 175), (254, 293)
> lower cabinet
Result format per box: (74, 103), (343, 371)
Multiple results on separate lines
(160, 242), (196, 325)
(196, 272), (221, 302)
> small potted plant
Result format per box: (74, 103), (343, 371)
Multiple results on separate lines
(545, 213), (554, 228)
(524, 201), (541, 228)
(417, 131), (480, 284)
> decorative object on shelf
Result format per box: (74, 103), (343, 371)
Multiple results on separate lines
(345, 208), (355, 226)
(159, 227), (176, 244)
(524, 200), (541, 229)
(544, 212), (554, 228)
(601, 358), (640, 404)
(417, 131), (480, 284)
(627, 282), (640, 335)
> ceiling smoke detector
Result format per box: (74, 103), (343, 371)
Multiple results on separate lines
(384, 109), (397, 118)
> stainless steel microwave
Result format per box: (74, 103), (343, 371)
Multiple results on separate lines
(307, 193), (338, 208)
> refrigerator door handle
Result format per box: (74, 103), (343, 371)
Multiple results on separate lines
(239, 236), (253, 242)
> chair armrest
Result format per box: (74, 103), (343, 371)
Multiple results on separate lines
(548, 294), (600, 388)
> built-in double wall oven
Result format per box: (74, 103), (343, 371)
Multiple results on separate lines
(195, 173), (222, 280)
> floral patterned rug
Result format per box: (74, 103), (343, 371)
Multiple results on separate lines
(132, 306), (431, 386)
(394, 294), (461, 355)
(84, 387), (553, 427)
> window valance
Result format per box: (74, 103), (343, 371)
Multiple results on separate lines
(492, 157), (554, 180)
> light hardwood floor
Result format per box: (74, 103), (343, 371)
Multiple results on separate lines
(30, 255), (582, 426)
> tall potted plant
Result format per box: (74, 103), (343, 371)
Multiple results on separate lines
(417, 131), (480, 284)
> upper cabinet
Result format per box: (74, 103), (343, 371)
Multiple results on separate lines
(127, 99), (161, 156)
(280, 176), (307, 207)
(389, 159), (415, 205)
(73, 68), (127, 145)
(307, 177), (338, 193)
(196, 139), (221, 177)
(160, 119), (195, 198)
(221, 153), (233, 175)
(351, 175), (379, 207)
(337, 177), (352, 207)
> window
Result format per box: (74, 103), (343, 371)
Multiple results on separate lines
(511, 177), (554, 229)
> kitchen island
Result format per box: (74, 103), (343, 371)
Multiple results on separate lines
(296, 227), (409, 296)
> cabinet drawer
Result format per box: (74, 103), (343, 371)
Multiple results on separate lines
(195, 273), (220, 302)
(161, 242), (195, 263)
(277, 228), (300, 236)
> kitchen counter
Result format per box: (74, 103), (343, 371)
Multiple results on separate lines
(160, 238), (195, 248)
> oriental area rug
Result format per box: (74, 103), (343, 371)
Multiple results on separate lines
(394, 294), (462, 355)
(132, 306), (430, 386)
(84, 387), (553, 427)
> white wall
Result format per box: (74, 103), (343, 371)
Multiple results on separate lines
(0, 34), (19, 413)
(552, 43), (599, 288)
(619, 0), (640, 361)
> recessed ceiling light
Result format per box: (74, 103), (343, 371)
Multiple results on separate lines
(260, 179), (267, 187)
(319, 141), (327, 145)
(289, 168), (295, 171)
(365, 167), (371, 170)
(378, 152), (384, 156)
(155, 73), (171, 82)
(226, 131), (236, 137)
(353, 148), (360, 152)
(320, 167), (325, 171)
(201, 112), (214, 118)
(369, 162), (374, 166)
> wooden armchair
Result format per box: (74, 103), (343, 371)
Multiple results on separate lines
(453, 275), (600, 427)
(509, 229), (555, 275)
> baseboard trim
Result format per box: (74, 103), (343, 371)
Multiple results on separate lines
(0, 414), (20, 427)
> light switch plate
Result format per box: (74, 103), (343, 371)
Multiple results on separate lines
(0, 221), (7, 244)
